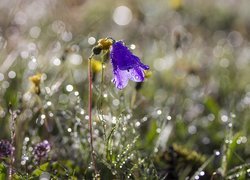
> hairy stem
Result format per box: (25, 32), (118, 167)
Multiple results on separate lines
(88, 55), (98, 176)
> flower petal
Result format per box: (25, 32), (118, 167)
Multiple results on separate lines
(131, 55), (150, 70)
(112, 69), (129, 89)
(111, 41), (143, 70)
(127, 67), (144, 82)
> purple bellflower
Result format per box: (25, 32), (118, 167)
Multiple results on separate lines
(110, 41), (149, 89)
(0, 140), (14, 158)
(34, 140), (51, 159)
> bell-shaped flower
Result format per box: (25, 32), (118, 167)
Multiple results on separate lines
(110, 41), (149, 89)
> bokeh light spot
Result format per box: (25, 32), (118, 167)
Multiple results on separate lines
(113, 6), (133, 26)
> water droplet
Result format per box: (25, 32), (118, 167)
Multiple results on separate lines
(47, 101), (52, 106)
(202, 137), (210, 144)
(142, 116), (148, 122)
(230, 113), (236, 118)
(66, 84), (73, 92)
(8, 71), (16, 79)
(39, 172), (51, 180)
(24, 137), (30, 142)
(29, 26), (41, 38)
(221, 115), (228, 122)
(41, 114), (46, 119)
(156, 128), (161, 133)
(80, 109), (85, 115)
(214, 150), (220, 156)
(88, 37), (96, 45)
(194, 175), (199, 180)
(130, 44), (136, 50)
(48, 112), (54, 117)
(0, 73), (4, 81)
(200, 171), (205, 176)
(241, 136), (247, 143)
(135, 121), (140, 127)
(157, 110), (162, 115)
(74, 91), (79, 96)
(112, 99), (120, 106)
(52, 58), (61, 66)
(188, 125), (197, 134)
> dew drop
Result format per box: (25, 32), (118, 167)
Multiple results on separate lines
(214, 150), (220, 156)
(157, 109), (162, 115)
(53, 58), (61, 66)
(74, 91), (79, 96)
(221, 115), (228, 122)
(66, 84), (73, 92)
(8, 71), (16, 79)
(156, 128), (161, 133)
(135, 121), (141, 127)
(130, 44), (136, 50)
(200, 171), (205, 176)
(47, 101), (52, 106)
(112, 99), (120, 106)
(0, 73), (4, 81)
(24, 137), (30, 142)
(67, 128), (72, 132)
(167, 115), (172, 120)
(41, 114), (46, 119)
(88, 37), (96, 45)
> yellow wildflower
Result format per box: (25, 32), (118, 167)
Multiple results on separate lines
(169, 0), (183, 10)
(98, 38), (113, 50)
(91, 59), (102, 73)
(144, 70), (152, 79)
(29, 73), (42, 94)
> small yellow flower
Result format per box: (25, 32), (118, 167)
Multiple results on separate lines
(144, 70), (152, 79)
(91, 59), (102, 73)
(29, 73), (42, 94)
(98, 38), (113, 50)
(169, 0), (183, 10)
(29, 73), (42, 86)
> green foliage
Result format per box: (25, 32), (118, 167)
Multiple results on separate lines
(0, 163), (7, 180)
(32, 162), (49, 177)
